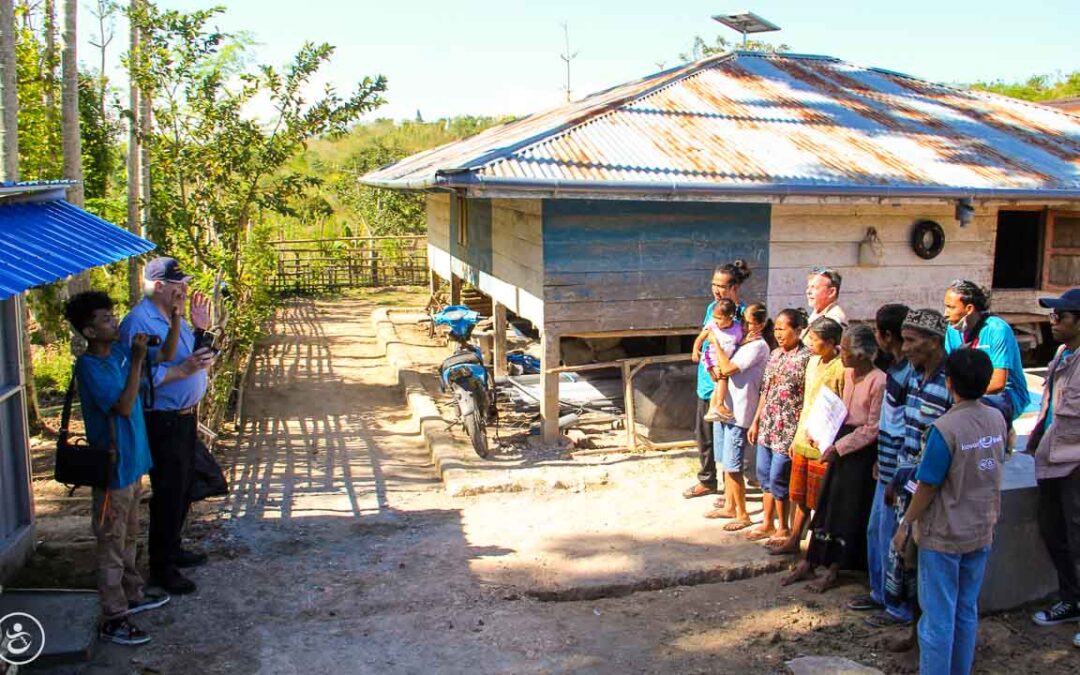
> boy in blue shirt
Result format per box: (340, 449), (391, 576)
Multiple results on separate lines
(64, 292), (171, 646)
(893, 348), (1006, 675)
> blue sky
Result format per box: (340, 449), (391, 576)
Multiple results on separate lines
(87, 0), (1079, 121)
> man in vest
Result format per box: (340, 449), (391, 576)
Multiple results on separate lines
(892, 347), (1006, 675)
(1026, 287), (1080, 648)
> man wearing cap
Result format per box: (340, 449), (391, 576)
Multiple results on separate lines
(119, 257), (215, 594)
(1026, 288), (1080, 647)
(868, 309), (953, 644)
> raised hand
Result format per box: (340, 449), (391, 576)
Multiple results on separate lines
(131, 333), (149, 362)
(189, 291), (211, 330)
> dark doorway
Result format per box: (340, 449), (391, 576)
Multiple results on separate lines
(993, 210), (1043, 289)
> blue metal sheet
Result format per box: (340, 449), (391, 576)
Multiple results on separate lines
(361, 52), (1080, 198)
(0, 200), (155, 299)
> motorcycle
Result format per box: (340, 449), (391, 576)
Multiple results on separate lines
(432, 305), (492, 458)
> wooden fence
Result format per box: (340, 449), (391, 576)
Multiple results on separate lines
(271, 235), (428, 293)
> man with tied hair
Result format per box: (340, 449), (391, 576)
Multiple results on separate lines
(942, 279), (1030, 426)
(1026, 288), (1080, 649)
(803, 267), (848, 345)
(119, 257), (215, 595)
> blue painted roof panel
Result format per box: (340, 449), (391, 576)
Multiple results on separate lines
(361, 52), (1080, 196)
(0, 200), (156, 299)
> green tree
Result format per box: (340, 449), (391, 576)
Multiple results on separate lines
(678, 34), (789, 63)
(972, 71), (1080, 102)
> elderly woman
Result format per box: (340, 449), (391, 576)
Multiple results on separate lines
(769, 317), (845, 556)
(746, 309), (812, 544)
(782, 324), (886, 592)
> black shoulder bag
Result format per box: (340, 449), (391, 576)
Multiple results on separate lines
(55, 368), (116, 489)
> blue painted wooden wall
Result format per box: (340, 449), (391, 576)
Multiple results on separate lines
(541, 199), (771, 334)
(449, 197), (493, 285)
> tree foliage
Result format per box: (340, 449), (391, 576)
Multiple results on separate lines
(126, 1), (387, 366)
(971, 71), (1080, 102)
(678, 34), (789, 63)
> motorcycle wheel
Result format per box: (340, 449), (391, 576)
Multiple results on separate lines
(462, 410), (489, 458)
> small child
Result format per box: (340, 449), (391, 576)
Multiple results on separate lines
(692, 298), (743, 422)
(892, 347), (1005, 675)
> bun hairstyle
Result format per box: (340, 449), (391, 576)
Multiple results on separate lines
(777, 307), (809, 331)
(947, 279), (990, 312)
(716, 259), (752, 286)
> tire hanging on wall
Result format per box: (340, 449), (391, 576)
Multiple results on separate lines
(911, 220), (946, 260)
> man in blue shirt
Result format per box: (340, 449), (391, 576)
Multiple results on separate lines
(119, 257), (215, 594)
(943, 280), (1030, 425)
(64, 292), (171, 645)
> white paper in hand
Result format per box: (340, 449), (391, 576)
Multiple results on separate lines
(805, 386), (848, 451)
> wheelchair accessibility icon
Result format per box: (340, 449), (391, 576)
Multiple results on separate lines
(1, 612), (45, 666)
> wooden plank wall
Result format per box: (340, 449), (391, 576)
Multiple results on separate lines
(767, 202), (996, 321)
(425, 194), (545, 326)
(542, 199), (772, 335)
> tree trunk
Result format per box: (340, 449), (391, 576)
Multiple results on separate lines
(126, 0), (141, 306)
(44, 1), (59, 169)
(60, 0), (83, 208)
(2, 0), (43, 433)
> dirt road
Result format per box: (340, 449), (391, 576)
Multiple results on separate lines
(16, 290), (1077, 674)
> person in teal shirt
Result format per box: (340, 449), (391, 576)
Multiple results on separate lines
(943, 280), (1030, 423)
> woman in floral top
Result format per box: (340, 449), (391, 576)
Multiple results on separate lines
(746, 309), (812, 544)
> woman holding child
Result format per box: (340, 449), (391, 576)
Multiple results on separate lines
(703, 303), (773, 530)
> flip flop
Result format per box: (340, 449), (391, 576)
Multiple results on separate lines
(744, 528), (775, 541)
(723, 519), (753, 532)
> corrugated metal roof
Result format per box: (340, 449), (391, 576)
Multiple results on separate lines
(361, 52), (1080, 198)
(0, 199), (156, 300)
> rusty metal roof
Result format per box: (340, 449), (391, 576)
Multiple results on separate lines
(361, 52), (1080, 199)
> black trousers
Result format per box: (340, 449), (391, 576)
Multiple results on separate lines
(1037, 466), (1080, 603)
(145, 411), (197, 573)
(694, 397), (717, 489)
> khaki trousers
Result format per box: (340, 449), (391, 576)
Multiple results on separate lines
(91, 479), (146, 619)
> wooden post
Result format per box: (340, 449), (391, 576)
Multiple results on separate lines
(493, 301), (507, 380)
(622, 361), (636, 451)
(540, 329), (561, 445)
(450, 274), (462, 305)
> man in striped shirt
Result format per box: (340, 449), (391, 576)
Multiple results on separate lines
(849, 304), (913, 626)
(868, 309), (953, 646)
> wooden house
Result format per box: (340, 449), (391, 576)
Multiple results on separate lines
(362, 51), (1080, 443)
(0, 183), (153, 581)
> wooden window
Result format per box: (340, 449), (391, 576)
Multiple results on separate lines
(1044, 211), (1080, 290)
(455, 196), (469, 247)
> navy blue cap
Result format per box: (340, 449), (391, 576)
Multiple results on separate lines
(143, 257), (192, 283)
(1038, 288), (1080, 312)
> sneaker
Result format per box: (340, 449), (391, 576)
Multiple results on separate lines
(176, 548), (208, 568)
(847, 593), (884, 611)
(1073, 631), (1080, 649)
(99, 617), (151, 646)
(150, 568), (197, 595)
(1032, 601), (1080, 626)
(127, 591), (171, 616)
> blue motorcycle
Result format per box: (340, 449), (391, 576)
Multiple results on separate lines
(433, 305), (491, 458)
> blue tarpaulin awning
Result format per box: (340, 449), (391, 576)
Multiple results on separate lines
(0, 198), (156, 300)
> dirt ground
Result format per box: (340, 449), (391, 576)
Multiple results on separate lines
(11, 288), (1079, 674)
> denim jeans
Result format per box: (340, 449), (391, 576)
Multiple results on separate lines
(867, 481), (913, 622)
(755, 445), (791, 500)
(918, 546), (991, 675)
(713, 421), (748, 474)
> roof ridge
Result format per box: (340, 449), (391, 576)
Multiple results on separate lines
(461, 51), (741, 175)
